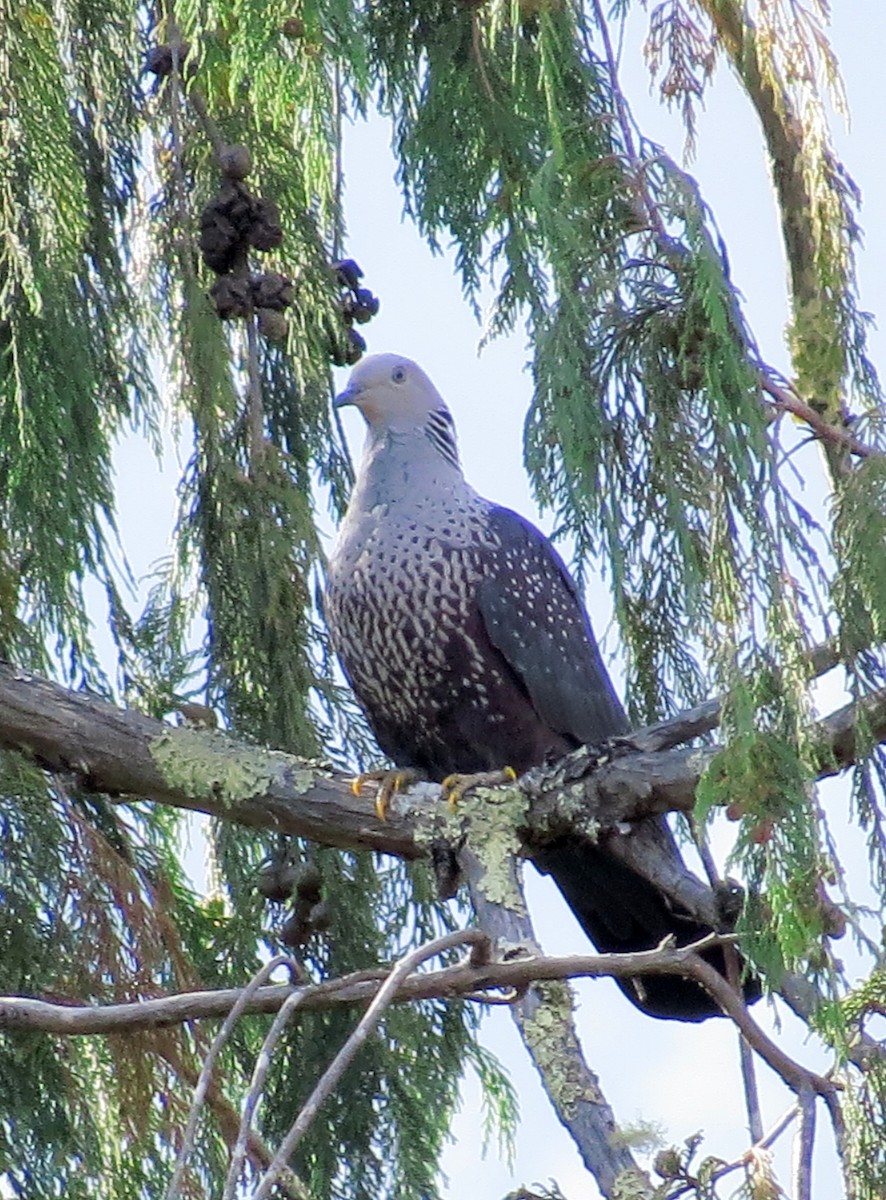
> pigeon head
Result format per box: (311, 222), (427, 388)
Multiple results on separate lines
(335, 353), (451, 430)
(335, 353), (460, 468)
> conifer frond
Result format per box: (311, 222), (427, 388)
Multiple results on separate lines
(3, 0), (886, 1195)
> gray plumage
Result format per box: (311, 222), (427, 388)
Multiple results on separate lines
(326, 353), (758, 1020)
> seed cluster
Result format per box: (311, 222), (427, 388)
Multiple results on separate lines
(195, 147), (295, 341)
(257, 857), (330, 947)
(329, 258), (381, 365)
(147, 39), (381, 361)
(144, 41), (192, 79)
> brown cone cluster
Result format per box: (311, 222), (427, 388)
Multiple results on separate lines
(257, 858), (330, 946)
(142, 43), (384, 362)
(198, 145), (292, 340)
(145, 41), (191, 78)
(199, 169), (283, 274)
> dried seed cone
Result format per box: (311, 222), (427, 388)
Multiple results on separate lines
(220, 144), (253, 181)
(257, 308), (289, 340)
(210, 275), (252, 319)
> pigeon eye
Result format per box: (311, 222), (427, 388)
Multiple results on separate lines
(391, 366), (407, 384)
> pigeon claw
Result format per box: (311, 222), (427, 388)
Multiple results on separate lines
(441, 766), (517, 810)
(351, 767), (424, 821)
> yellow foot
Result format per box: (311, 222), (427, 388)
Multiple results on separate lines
(351, 767), (424, 821)
(441, 767), (517, 810)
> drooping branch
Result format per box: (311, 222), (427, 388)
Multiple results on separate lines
(457, 842), (650, 1197)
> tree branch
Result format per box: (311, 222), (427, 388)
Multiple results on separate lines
(1, 661), (884, 886)
(0, 939), (838, 1097)
(761, 375), (880, 460)
(0, 940), (736, 1035)
(0, 657), (879, 986)
(457, 843), (651, 1198)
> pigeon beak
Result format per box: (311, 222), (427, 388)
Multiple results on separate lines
(333, 382), (365, 409)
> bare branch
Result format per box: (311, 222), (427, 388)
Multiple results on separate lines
(165, 956), (303, 1200)
(673, 955), (837, 1100)
(251, 930), (491, 1200)
(739, 1033), (764, 1144)
(628, 635), (842, 753)
(222, 986), (311, 1200)
(793, 1085), (816, 1200)
(0, 659), (883, 948)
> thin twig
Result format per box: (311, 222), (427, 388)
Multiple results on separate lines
(739, 1034), (764, 1143)
(762, 375), (878, 460)
(792, 1084), (816, 1200)
(245, 316), (266, 473)
(680, 951), (838, 1099)
(688, 813), (721, 889)
(162, 10), (225, 164)
(250, 930), (491, 1200)
(222, 988), (310, 1200)
(759, 1102), (800, 1150)
(331, 60), (344, 264)
(164, 19), (197, 281)
(821, 1086), (848, 1187)
(665, 1103), (799, 1199)
(722, 933), (764, 1145)
(581, 0), (664, 238)
(164, 955), (301, 1200)
(327, 59), (356, 487)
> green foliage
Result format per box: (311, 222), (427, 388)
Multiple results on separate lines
(0, 0), (155, 679)
(0, 751), (229, 1194)
(3, 0), (886, 1197)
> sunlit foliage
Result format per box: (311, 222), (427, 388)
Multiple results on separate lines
(1, 0), (885, 1196)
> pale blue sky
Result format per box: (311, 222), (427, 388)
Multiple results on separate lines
(332, 8), (885, 1197)
(107, 5), (886, 1196)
